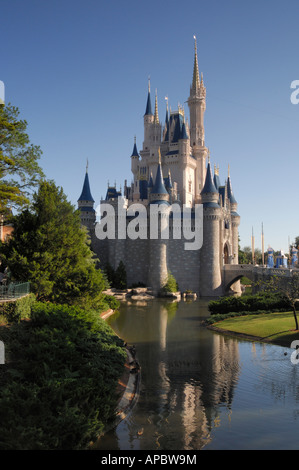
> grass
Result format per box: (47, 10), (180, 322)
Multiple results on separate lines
(211, 311), (299, 347)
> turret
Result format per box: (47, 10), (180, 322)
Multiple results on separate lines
(131, 136), (140, 178)
(78, 161), (96, 231)
(199, 158), (222, 296)
(149, 149), (170, 206)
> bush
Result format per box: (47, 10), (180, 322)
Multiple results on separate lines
(99, 294), (120, 311)
(0, 302), (126, 450)
(208, 292), (289, 315)
(161, 272), (179, 293)
(0, 293), (36, 323)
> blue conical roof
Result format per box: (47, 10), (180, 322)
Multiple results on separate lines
(152, 163), (168, 195)
(148, 173), (154, 188)
(227, 176), (237, 203)
(213, 171), (221, 190)
(131, 141), (139, 157)
(78, 172), (94, 202)
(201, 162), (218, 194)
(181, 121), (188, 140)
(144, 89), (153, 116)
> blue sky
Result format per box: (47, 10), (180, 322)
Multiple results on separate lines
(1, 0), (299, 253)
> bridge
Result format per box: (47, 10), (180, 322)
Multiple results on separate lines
(222, 264), (299, 294)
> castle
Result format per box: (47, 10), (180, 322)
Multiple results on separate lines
(77, 39), (241, 297)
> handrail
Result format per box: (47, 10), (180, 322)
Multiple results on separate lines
(0, 282), (30, 300)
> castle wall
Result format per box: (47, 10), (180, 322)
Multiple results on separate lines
(166, 237), (201, 294)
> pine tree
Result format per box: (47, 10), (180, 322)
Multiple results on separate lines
(1, 180), (106, 307)
(0, 104), (44, 215)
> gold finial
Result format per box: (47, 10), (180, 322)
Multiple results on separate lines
(158, 147), (161, 164)
(207, 148), (210, 163)
(192, 35), (200, 92)
(148, 76), (150, 92)
(165, 96), (168, 111)
(193, 35), (197, 53)
(154, 89), (159, 124)
(214, 164), (219, 176)
(134, 135), (136, 144)
(86, 158), (88, 173)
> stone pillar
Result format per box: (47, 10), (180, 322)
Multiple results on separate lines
(147, 239), (168, 295)
(199, 208), (222, 296)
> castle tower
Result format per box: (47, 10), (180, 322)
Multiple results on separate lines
(187, 36), (208, 202)
(130, 137), (141, 200)
(78, 161), (96, 231)
(199, 158), (222, 296)
(147, 157), (169, 294)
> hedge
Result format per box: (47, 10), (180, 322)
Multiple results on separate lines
(208, 292), (289, 315)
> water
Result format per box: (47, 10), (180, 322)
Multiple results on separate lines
(96, 299), (299, 450)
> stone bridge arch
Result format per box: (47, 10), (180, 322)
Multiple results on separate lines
(222, 265), (255, 294)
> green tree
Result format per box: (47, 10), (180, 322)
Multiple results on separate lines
(1, 180), (105, 307)
(162, 271), (179, 293)
(114, 261), (127, 290)
(259, 274), (299, 330)
(0, 104), (44, 215)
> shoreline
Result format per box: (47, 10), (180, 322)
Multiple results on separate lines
(206, 323), (296, 348)
(91, 308), (141, 448)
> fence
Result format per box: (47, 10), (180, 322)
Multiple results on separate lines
(0, 282), (30, 300)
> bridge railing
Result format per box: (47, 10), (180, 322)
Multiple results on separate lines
(0, 282), (30, 301)
(223, 264), (254, 271)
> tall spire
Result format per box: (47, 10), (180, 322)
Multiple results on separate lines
(130, 136), (139, 157)
(151, 153), (169, 198)
(78, 166), (94, 202)
(192, 35), (200, 94)
(201, 159), (218, 195)
(227, 170), (237, 204)
(144, 77), (153, 116)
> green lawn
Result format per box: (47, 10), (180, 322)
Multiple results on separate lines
(213, 311), (299, 347)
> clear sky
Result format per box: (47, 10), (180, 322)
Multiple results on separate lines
(1, 0), (299, 253)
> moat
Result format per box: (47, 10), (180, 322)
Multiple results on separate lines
(97, 299), (299, 450)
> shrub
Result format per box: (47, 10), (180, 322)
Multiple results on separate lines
(99, 294), (120, 311)
(0, 293), (36, 323)
(161, 272), (179, 293)
(0, 302), (126, 450)
(208, 292), (289, 315)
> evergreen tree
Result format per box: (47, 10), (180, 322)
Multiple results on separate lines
(114, 261), (127, 290)
(1, 180), (105, 307)
(0, 104), (44, 215)
(162, 271), (179, 293)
